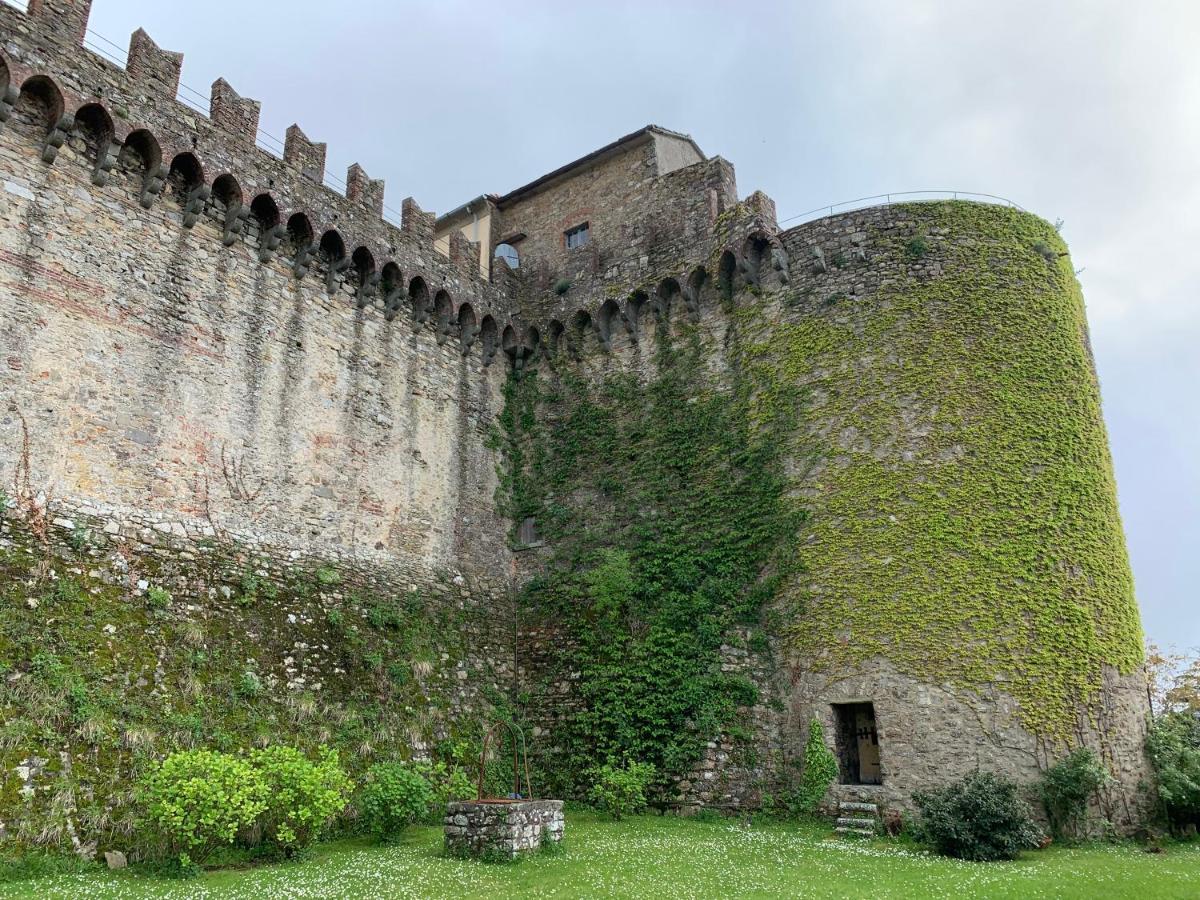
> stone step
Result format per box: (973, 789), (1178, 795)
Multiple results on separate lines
(838, 801), (880, 815)
(836, 816), (878, 830)
(835, 826), (876, 837)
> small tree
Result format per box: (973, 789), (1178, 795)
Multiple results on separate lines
(1038, 749), (1110, 841)
(796, 717), (839, 814)
(1146, 711), (1200, 831)
(914, 771), (1042, 862)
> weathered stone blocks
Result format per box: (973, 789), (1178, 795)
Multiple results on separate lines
(443, 800), (564, 859)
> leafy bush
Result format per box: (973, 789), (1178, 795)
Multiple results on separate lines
(588, 760), (656, 820)
(140, 750), (267, 871)
(412, 759), (475, 822)
(1038, 748), (1110, 840)
(250, 746), (351, 856)
(1146, 711), (1200, 830)
(913, 771), (1042, 862)
(358, 762), (433, 841)
(795, 718), (838, 814)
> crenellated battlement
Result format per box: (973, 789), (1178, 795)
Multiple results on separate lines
(0, 0), (518, 362)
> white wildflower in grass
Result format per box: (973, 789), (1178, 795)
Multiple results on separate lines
(8, 811), (1199, 899)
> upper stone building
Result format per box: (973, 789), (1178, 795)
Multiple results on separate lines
(0, 0), (1150, 849)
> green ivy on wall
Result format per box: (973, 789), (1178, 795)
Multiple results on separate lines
(500, 200), (1144, 795)
(742, 202), (1143, 741)
(498, 329), (807, 795)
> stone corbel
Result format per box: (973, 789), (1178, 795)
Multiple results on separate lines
(139, 164), (167, 209)
(382, 286), (403, 320)
(41, 114), (74, 164)
(0, 85), (18, 133)
(221, 204), (249, 247)
(91, 140), (120, 187)
(461, 325), (479, 354)
(292, 243), (315, 279)
(770, 245), (791, 285)
(811, 245), (828, 274)
(181, 184), (210, 228)
(325, 256), (350, 293)
(356, 272), (381, 308)
(257, 223), (285, 263)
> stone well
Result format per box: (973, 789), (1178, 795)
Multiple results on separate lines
(443, 799), (565, 859)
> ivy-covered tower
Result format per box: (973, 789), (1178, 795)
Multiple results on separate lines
(498, 193), (1149, 827)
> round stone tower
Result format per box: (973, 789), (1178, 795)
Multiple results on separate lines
(770, 200), (1149, 825)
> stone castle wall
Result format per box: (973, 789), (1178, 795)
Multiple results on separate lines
(0, 0), (1152, 843)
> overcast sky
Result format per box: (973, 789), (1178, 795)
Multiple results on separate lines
(70, 0), (1198, 650)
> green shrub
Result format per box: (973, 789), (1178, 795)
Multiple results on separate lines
(1146, 711), (1200, 830)
(237, 670), (262, 698)
(250, 746), (351, 856)
(140, 750), (267, 871)
(795, 718), (838, 814)
(359, 762), (434, 841)
(588, 760), (656, 820)
(413, 759), (475, 822)
(553, 278), (571, 296)
(905, 235), (929, 260)
(146, 586), (172, 610)
(913, 771), (1042, 861)
(1038, 748), (1110, 841)
(0, 850), (88, 884)
(315, 566), (341, 587)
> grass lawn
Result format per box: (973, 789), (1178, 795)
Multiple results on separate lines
(2, 811), (1197, 899)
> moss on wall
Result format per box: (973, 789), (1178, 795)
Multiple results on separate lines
(503, 201), (1143, 792)
(0, 515), (491, 846)
(746, 202), (1142, 741)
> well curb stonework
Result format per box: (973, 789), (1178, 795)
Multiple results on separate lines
(443, 800), (565, 859)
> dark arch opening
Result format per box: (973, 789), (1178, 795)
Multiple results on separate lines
(71, 102), (113, 161)
(457, 302), (478, 351)
(743, 234), (771, 285)
(656, 278), (681, 316)
(625, 291), (648, 339)
(501, 323), (519, 358)
(119, 128), (160, 174)
(434, 289), (454, 343)
(381, 262), (403, 320)
(319, 229), (346, 262)
(287, 212), (314, 255)
(525, 326), (541, 357)
(408, 275), (431, 323)
(685, 266), (710, 318)
(717, 250), (737, 302)
(0, 54), (10, 98)
(250, 193), (279, 231)
(18, 75), (65, 133)
(547, 319), (565, 354)
(211, 173), (241, 209)
(168, 152), (204, 202)
(596, 298), (620, 347)
(479, 315), (499, 365)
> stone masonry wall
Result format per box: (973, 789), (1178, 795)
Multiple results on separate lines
(510, 200), (1152, 828)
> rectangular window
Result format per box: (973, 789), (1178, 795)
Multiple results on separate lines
(831, 702), (882, 785)
(564, 222), (590, 250)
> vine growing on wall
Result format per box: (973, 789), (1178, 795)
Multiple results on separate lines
(741, 202), (1143, 742)
(497, 328), (807, 796)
